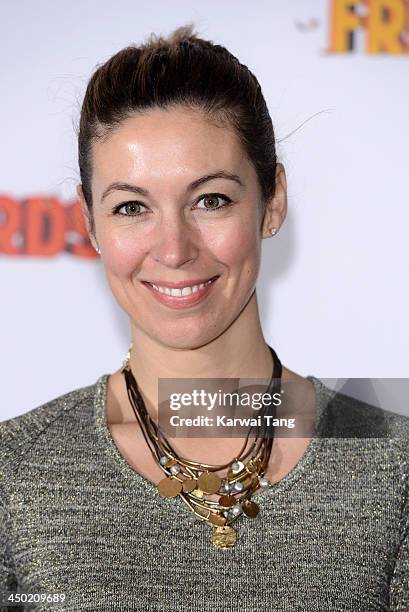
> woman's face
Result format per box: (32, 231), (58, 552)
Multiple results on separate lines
(80, 106), (284, 349)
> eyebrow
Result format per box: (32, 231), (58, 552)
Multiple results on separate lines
(100, 171), (244, 203)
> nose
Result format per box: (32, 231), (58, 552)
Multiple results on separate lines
(150, 215), (200, 269)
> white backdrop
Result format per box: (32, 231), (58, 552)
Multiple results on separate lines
(1, 0), (408, 420)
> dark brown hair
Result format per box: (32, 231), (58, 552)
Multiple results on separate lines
(78, 24), (276, 235)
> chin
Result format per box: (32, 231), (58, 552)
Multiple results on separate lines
(159, 333), (216, 352)
(143, 321), (222, 352)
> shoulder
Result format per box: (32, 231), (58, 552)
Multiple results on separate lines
(311, 378), (409, 508)
(311, 377), (409, 441)
(0, 377), (104, 481)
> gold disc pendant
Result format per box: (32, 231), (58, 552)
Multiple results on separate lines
(212, 525), (237, 549)
(219, 495), (235, 508)
(182, 478), (197, 493)
(242, 500), (260, 518)
(197, 472), (222, 495)
(157, 477), (182, 498)
(209, 512), (226, 527)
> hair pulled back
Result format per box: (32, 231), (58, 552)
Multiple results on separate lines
(78, 24), (277, 234)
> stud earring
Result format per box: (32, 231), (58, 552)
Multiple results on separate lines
(270, 227), (277, 236)
(95, 246), (101, 254)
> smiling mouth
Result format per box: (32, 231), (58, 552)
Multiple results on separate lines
(142, 275), (219, 297)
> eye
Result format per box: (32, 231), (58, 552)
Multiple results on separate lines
(195, 193), (233, 212)
(112, 201), (148, 217)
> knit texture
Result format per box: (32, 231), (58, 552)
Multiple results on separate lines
(1, 374), (408, 611)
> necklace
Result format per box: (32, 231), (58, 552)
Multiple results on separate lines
(121, 344), (282, 549)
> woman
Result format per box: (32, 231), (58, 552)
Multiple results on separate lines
(1, 24), (408, 612)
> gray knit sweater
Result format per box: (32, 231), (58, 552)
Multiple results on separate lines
(1, 374), (408, 611)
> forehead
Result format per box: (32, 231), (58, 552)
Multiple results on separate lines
(91, 106), (253, 193)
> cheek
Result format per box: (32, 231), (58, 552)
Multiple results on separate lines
(100, 232), (145, 276)
(203, 221), (260, 268)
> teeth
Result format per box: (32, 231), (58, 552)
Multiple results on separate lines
(149, 278), (215, 297)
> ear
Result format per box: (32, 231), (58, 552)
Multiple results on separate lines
(76, 184), (98, 252)
(261, 162), (287, 239)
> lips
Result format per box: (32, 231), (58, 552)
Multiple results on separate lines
(141, 275), (219, 309)
(142, 275), (219, 290)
